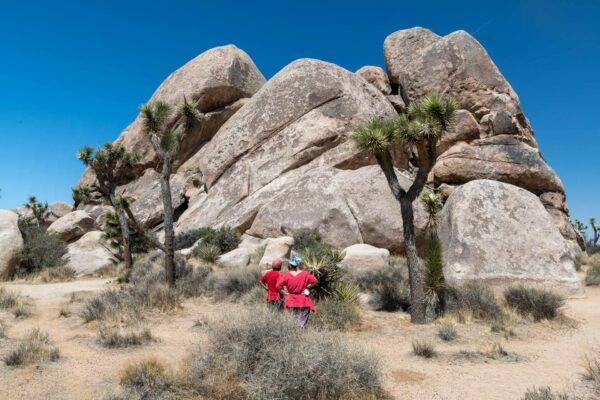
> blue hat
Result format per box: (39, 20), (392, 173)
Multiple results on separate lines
(289, 256), (303, 267)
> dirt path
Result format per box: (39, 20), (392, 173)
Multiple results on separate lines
(0, 279), (598, 399)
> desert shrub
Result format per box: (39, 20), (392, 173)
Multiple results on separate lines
(585, 264), (600, 286)
(203, 265), (262, 300)
(80, 289), (138, 322)
(13, 305), (32, 318)
(521, 387), (571, 400)
(182, 307), (384, 400)
(582, 352), (600, 387)
(487, 342), (520, 362)
(102, 211), (149, 255)
(17, 218), (67, 276)
(240, 285), (265, 305)
(375, 281), (411, 312)
(0, 320), (7, 338)
(293, 229), (332, 256)
(33, 266), (76, 283)
(119, 357), (174, 394)
(97, 326), (155, 348)
(176, 264), (211, 298)
(174, 227), (211, 250)
(4, 328), (60, 366)
(311, 299), (361, 331)
(0, 287), (23, 309)
(504, 286), (564, 321)
(192, 242), (221, 262)
(184, 226), (240, 253)
(412, 340), (436, 358)
(445, 282), (503, 321)
(438, 322), (458, 341)
(334, 281), (360, 305)
(58, 304), (71, 318)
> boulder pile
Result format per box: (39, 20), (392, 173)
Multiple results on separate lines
(0, 27), (583, 294)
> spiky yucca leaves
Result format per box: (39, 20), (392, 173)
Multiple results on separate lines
(71, 185), (91, 207)
(302, 247), (344, 300)
(334, 281), (360, 305)
(24, 195), (50, 226)
(354, 117), (398, 154)
(574, 219), (588, 236)
(420, 188), (444, 237)
(423, 237), (445, 308)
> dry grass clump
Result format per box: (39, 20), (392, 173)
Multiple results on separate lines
(582, 351), (600, 394)
(4, 328), (60, 366)
(487, 342), (520, 362)
(97, 326), (156, 348)
(108, 357), (178, 400)
(585, 264), (600, 286)
(58, 304), (71, 318)
(13, 305), (32, 319)
(180, 307), (385, 400)
(445, 282), (504, 322)
(521, 387), (572, 400)
(32, 266), (76, 283)
(412, 340), (436, 358)
(0, 287), (23, 309)
(203, 265), (263, 301)
(504, 286), (564, 321)
(311, 299), (361, 331)
(0, 320), (7, 338)
(437, 322), (458, 341)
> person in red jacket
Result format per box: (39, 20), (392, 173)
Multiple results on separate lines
(276, 256), (318, 329)
(259, 257), (284, 309)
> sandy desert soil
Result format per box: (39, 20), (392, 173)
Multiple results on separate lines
(0, 277), (598, 399)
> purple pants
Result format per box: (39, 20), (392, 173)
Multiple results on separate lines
(289, 307), (311, 329)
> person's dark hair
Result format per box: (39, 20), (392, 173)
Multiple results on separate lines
(272, 264), (282, 271)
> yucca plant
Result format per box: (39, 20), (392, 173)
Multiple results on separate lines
(335, 281), (360, 305)
(302, 247), (344, 300)
(423, 237), (445, 314)
(139, 97), (203, 286)
(354, 94), (458, 324)
(192, 242), (221, 263)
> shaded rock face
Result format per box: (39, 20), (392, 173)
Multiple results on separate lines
(79, 45), (266, 186)
(65, 231), (118, 275)
(340, 244), (390, 270)
(47, 210), (95, 242)
(355, 66), (392, 95)
(0, 210), (23, 279)
(439, 180), (583, 297)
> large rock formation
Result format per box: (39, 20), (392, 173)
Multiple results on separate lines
(0, 210), (24, 279)
(383, 27), (578, 248)
(71, 28), (579, 269)
(439, 180), (582, 296)
(47, 210), (95, 242)
(65, 231), (118, 275)
(78, 44), (266, 186)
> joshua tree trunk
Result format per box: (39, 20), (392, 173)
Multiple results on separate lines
(375, 142), (436, 324)
(159, 160), (176, 287)
(110, 194), (133, 282)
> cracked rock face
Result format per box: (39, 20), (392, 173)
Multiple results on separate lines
(440, 180), (583, 296)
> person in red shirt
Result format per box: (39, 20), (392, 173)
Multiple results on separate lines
(276, 256), (318, 329)
(259, 257), (284, 309)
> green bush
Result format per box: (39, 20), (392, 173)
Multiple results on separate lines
(181, 307), (384, 400)
(311, 299), (361, 331)
(504, 286), (564, 321)
(585, 264), (600, 286)
(445, 282), (503, 321)
(293, 229), (331, 256)
(183, 226), (240, 253)
(17, 218), (67, 277)
(174, 227), (212, 250)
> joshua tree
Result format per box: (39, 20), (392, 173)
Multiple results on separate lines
(590, 218), (599, 247)
(574, 219), (588, 237)
(139, 97), (202, 286)
(71, 185), (91, 208)
(24, 196), (50, 226)
(77, 143), (142, 282)
(354, 94), (458, 324)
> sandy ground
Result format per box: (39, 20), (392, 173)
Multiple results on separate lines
(0, 277), (598, 400)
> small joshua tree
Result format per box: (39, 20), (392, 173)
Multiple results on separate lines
(140, 97), (202, 286)
(71, 185), (91, 208)
(590, 218), (599, 248)
(24, 196), (50, 226)
(77, 143), (142, 282)
(574, 219), (588, 238)
(354, 94), (457, 324)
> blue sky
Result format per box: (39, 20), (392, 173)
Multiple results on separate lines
(0, 0), (598, 235)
